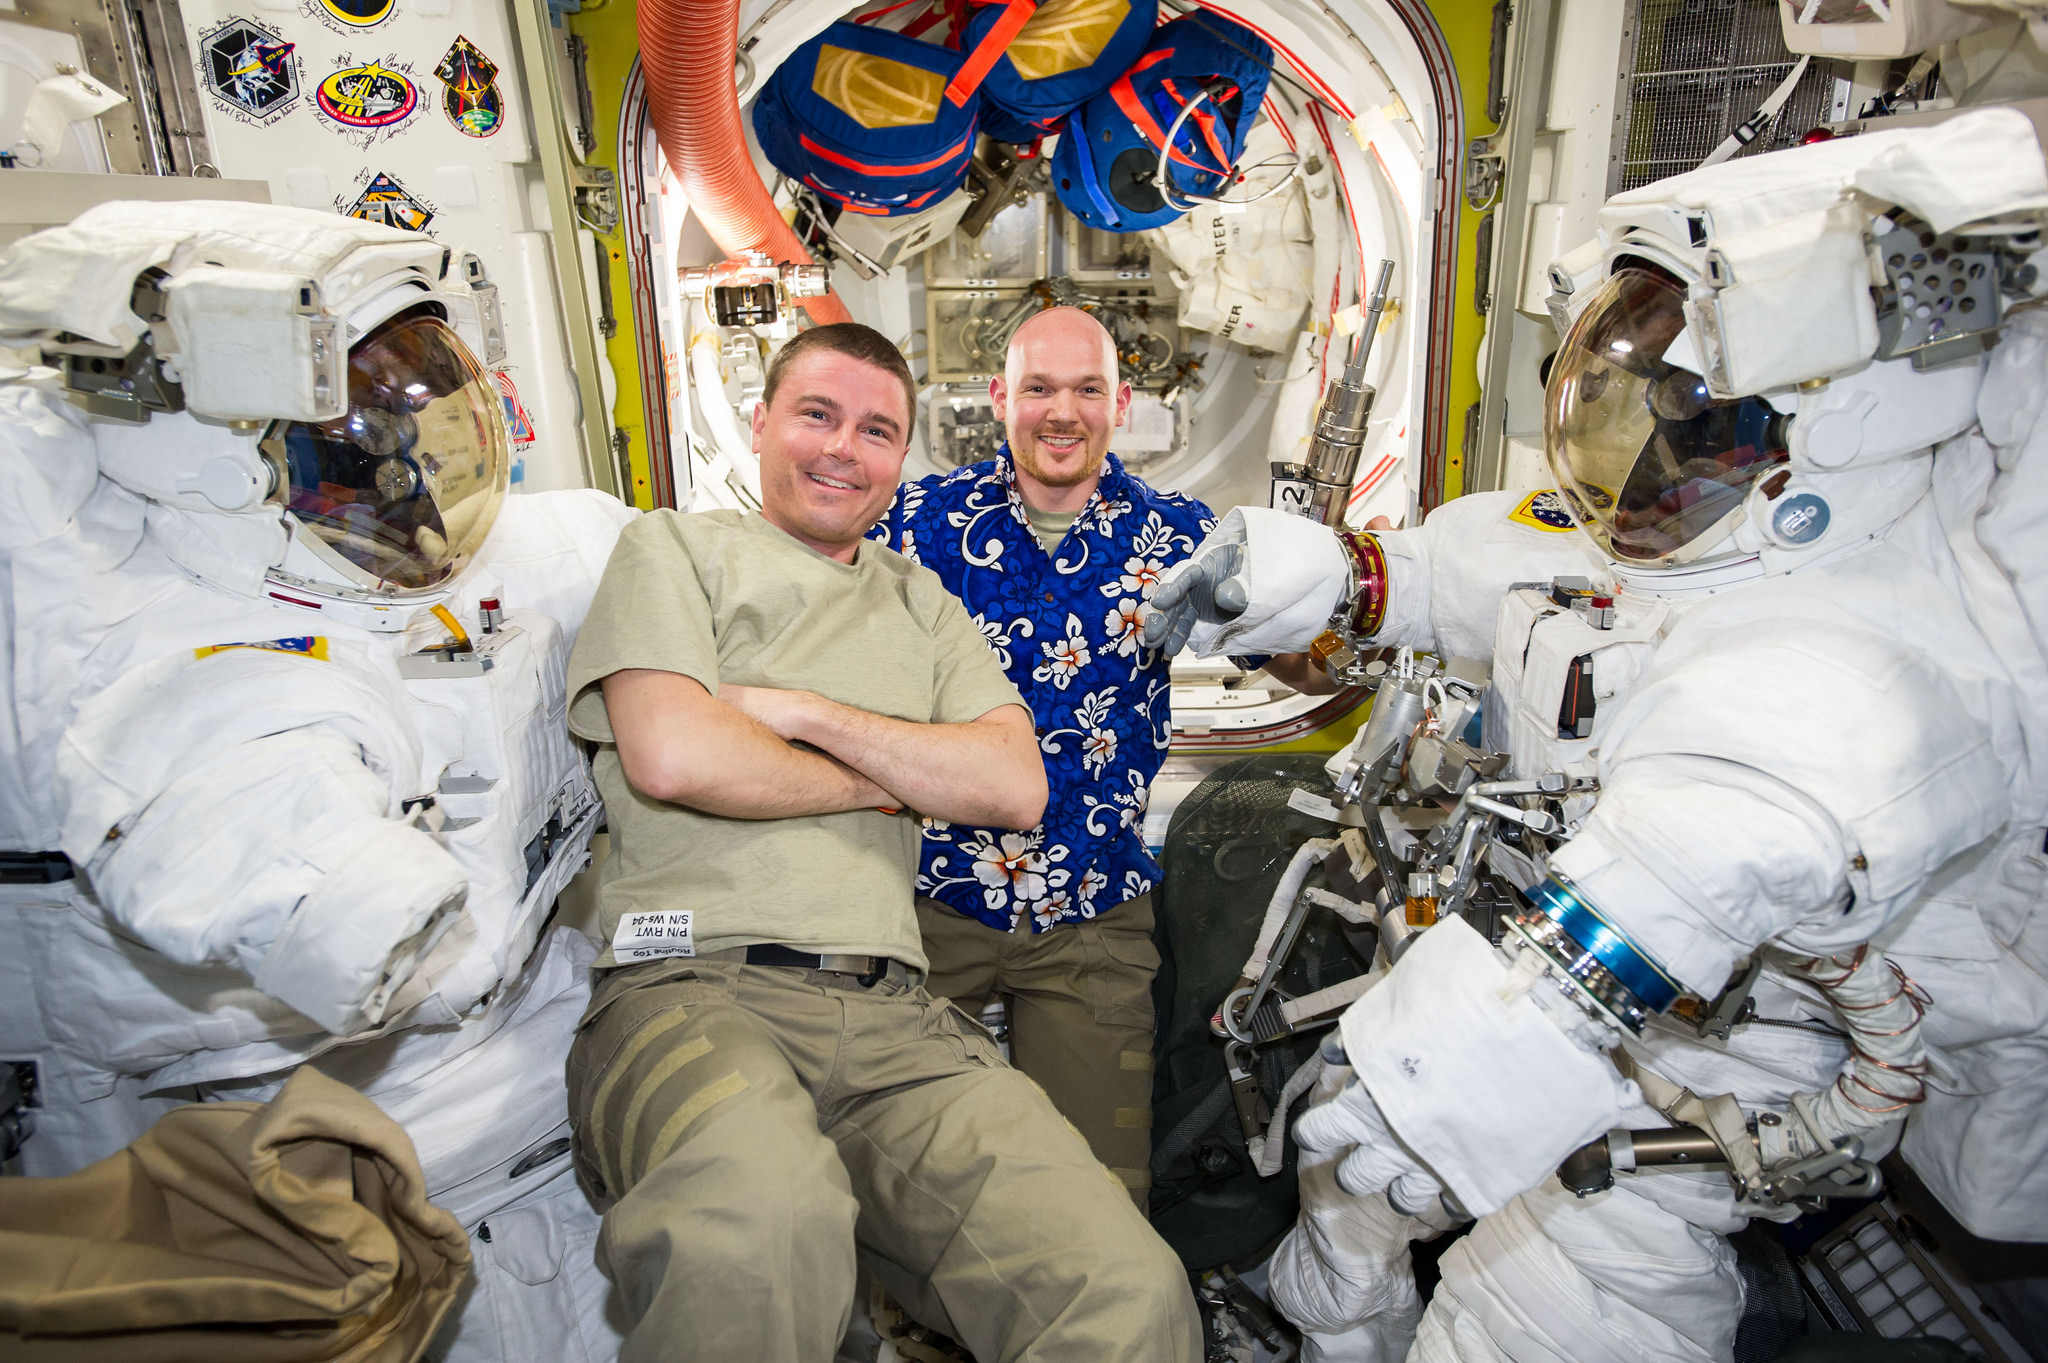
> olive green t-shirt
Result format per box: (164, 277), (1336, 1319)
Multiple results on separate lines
(565, 509), (1026, 971)
(1024, 505), (1078, 555)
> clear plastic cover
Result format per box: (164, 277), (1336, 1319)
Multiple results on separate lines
(263, 308), (507, 593)
(1545, 267), (1787, 567)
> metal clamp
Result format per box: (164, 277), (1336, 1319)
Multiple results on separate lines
(1755, 1136), (1882, 1206)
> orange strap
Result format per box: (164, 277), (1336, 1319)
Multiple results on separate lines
(945, 0), (1036, 106)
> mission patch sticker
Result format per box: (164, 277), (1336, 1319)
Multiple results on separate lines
(434, 36), (503, 137)
(198, 18), (302, 126)
(315, 58), (419, 131)
(340, 170), (435, 231)
(1508, 488), (1580, 533)
(314, 0), (394, 29)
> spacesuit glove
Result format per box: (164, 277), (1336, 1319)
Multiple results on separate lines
(1294, 1072), (1446, 1216)
(1142, 507), (1351, 657)
(1142, 520), (1247, 656)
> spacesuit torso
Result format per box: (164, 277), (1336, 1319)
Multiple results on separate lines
(0, 197), (644, 1362)
(1373, 455), (2048, 1236)
(1, 382), (627, 1172)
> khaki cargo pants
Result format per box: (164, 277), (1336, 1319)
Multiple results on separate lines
(917, 893), (1161, 1206)
(567, 954), (1200, 1363)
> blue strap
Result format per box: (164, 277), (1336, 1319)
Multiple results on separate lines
(1064, 103), (1120, 228)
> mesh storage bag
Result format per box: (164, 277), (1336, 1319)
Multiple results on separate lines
(1149, 753), (1372, 1271)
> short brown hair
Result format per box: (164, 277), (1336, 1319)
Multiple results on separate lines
(760, 322), (918, 439)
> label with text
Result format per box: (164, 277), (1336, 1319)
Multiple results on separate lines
(611, 909), (695, 961)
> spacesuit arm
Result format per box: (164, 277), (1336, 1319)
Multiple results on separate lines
(1145, 492), (1600, 660)
(54, 646), (468, 1037)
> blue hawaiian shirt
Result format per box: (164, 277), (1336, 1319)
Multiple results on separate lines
(868, 448), (1216, 932)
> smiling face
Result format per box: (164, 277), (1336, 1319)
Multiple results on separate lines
(992, 307), (1132, 509)
(750, 348), (911, 562)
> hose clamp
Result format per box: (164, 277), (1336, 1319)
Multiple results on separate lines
(1507, 874), (1682, 1034)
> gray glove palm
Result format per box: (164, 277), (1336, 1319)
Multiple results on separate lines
(1140, 521), (1250, 656)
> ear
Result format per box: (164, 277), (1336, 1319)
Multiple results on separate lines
(1114, 379), (1133, 429)
(749, 394), (767, 452)
(989, 373), (1009, 421)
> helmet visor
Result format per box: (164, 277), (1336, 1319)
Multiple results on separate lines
(1544, 267), (1786, 566)
(262, 308), (507, 592)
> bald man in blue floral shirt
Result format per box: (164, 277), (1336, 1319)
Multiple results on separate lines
(870, 308), (1320, 1205)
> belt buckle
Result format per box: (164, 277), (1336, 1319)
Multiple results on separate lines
(857, 957), (884, 988)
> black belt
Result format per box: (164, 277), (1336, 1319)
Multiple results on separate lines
(742, 943), (888, 987)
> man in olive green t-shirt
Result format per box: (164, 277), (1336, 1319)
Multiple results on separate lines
(563, 322), (1200, 1363)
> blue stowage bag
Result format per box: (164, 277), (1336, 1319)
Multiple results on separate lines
(1048, 11), (1273, 233)
(752, 20), (986, 217)
(963, 0), (1158, 143)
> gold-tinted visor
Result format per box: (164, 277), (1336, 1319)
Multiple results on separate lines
(1544, 268), (1787, 566)
(263, 308), (507, 592)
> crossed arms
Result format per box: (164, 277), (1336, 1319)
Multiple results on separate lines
(601, 669), (1048, 829)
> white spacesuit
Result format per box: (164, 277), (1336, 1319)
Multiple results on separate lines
(0, 202), (636, 1361)
(1146, 107), (2048, 1361)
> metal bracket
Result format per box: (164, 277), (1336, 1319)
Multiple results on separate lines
(960, 144), (1043, 240)
(1682, 954), (1763, 1041)
(1225, 1040), (1271, 1148)
(1757, 1136), (1883, 1207)
(1464, 133), (1504, 211)
(573, 164), (620, 235)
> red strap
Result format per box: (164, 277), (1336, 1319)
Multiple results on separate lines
(945, 0), (1036, 106)
(1108, 71), (1209, 173)
(800, 130), (973, 176)
(808, 180), (943, 214)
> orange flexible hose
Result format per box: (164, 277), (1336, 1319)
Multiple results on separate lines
(639, 0), (853, 323)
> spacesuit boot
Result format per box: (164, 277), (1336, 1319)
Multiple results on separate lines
(1149, 107), (2048, 1358)
(0, 201), (640, 1362)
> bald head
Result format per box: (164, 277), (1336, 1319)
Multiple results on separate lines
(993, 306), (1133, 509)
(1006, 307), (1118, 386)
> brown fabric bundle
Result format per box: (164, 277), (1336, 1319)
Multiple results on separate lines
(0, 1067), (470, 1362)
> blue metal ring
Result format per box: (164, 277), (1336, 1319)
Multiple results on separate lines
(1526, 875), (1682, 1014)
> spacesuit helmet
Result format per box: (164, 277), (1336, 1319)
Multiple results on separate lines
(0, 200), (511, 608)
(259, 294), (507, 595)
(1540, 107), (2048, 580)
(1544, 262), (1788, 569)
